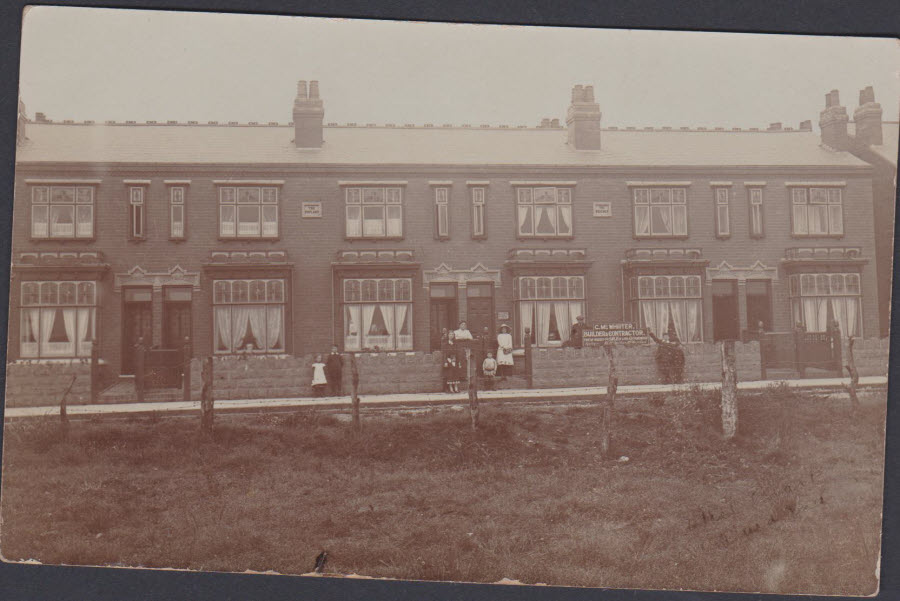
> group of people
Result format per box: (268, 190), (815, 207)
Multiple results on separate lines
(441, 321), (514, 393)
(310, 345), (345, 397)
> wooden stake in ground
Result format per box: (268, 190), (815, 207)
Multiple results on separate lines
(844, 336), (860, 413)
(466, 347), (479, 431)
(200, 356), (214, 433)
(720, 340), (738, 440)
(59, 374), (77, 434)
(350, 352), (361, 432)
(600, 344), (618, 458)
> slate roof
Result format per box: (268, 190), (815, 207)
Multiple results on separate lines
(15, 121), (872, 168)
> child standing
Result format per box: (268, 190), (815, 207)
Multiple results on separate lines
(442, 356), (459, 393)
(311, 354), (328, 397)
(482, 352), (497, 390)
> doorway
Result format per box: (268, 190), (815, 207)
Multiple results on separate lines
(745, 279), (772, 336)
(429, 283), (457, 350)
(712, 280), (740, 341)
(466, 282), (495, 342)
(122, 287), (152, 375)
(163, 287), (192, 349)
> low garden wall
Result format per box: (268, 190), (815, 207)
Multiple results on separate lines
(4, 360), (111, 408)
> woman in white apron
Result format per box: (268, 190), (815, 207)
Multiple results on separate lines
(496, 323), (514, 376)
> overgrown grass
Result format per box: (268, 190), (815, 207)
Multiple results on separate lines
(1, 387), (886, 594)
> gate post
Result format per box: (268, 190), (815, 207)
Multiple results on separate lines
(759, 332), (767, 380)
(524, 327), (533, 389)
(793, 329), (805, 378)
(183, 336), (192, 402)
(90, 340), (100, 403)
(831, 323), (843, 375)
(135, 337), (146, 402)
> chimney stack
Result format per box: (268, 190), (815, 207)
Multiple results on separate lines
(566, 84), (602, 150)
(767, 122), (783, 131)
(799, 120), (812, 131)
(293, 79), (324, 148)
(540, 118), (551, 128)
(16, 98), (26, 146)
(819, 89), (849, 150)
(854, 85), (883, 146)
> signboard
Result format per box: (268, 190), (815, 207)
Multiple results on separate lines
(497, 311), (510, 321)
(302, 201), (322, 218)
(593, 201), (612, 217)
(583, 322), (650, 346)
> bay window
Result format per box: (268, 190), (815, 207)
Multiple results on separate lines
(515, 275), (584, 346)
(219, 186), (279, 239)
(20, 281), (96, 358)
(789, 272), (861, 336)
(345, 188), (403, 239)
(213, 279), (285, 353)
(31, 186), (94, 239)
(791, 187), (843, 236)
(516, 187), (573, 238)
(343, 278), (412, 351)
(629, 275), (703, 342)
(633, 188), (688, 237)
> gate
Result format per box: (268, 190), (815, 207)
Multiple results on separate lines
(143, 348), (183, 389)
(759, 330), (842, 379)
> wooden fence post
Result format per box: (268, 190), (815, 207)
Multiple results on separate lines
(721, 340), (738, 440)
(600, 344), (618, 458)
(351, 353), (360, 432)
(844, 336), (860, 413)
(759, 332), (767, 381)
(524, 327), (533, 389)
(200, 356), (214, 433)
(135, 337), (146, 403)
(60, 374), (76, 431)
(183, 337), (192, 402)
(90, 341), (100, 403)
(466, 347), (479, 431)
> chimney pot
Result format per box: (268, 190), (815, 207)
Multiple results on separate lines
(854, 85), (883, 145)
(584, 85), (595, 103)
(35, 111), (46, 122)
(297, 80), (308, 100)
(767, 122), (782, 131)
(550, 118), (560, 128)
(799, 120), (812, 131)
(309, 80), (320, 99)
(541, 118), (551, 128)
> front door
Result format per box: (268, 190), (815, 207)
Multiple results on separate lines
(122, 288), (153, 375)
(163, 287), (193, 349)
(429, 283), (458, 351)
(745, 279), (772, 336)
(466, 282), (495, 343)
(712, 280), (740, 341)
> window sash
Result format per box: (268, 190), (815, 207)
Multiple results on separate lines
(436, 203), (449, 237)
(716, 204), (730, 236)
(131, 204), (144, 238)
(31, 187), (94, 239)
(218, 187), (278, 238)
(791, 187), (842, 236)
(343, 303), (413, 351)
(516, 187), (574, 237)
(20, 280), (97, 359)
(634, 188), (688, 237)
(171, 205), (185, 238)
(517, 276), (585, 300)
(345, 188), (403, 238)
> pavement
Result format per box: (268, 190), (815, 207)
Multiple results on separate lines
(3, 375), (887, 419)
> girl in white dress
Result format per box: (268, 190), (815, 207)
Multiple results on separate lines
(496, 323), (514, 376)
(311, 354), (328, 397)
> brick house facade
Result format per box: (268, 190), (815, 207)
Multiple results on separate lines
(9, 82), (890, 381)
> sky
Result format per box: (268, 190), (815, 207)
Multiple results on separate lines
(17, 6), (900, 131)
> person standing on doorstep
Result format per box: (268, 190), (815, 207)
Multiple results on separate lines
(496, 323), (514, 377)
(569, 315), (586, 348)
(450, 320), (474, 380)
(324, 345), (343, 396)
(311, 354), (328, 397)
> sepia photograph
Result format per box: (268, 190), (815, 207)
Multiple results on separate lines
(1, 5), (898, 597)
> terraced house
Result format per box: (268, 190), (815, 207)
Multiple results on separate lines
(8, 81), (896, 395)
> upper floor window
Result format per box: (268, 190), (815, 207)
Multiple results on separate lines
(219, 186), (278, 239)
(31, 186), (93, 240)
(345, 187), (403, 239)
(20, 280), (96, 358)
(471, 187), (486, 238)
(129, 186), (146, 240)
(714, 188), (730, 238)
(434, 187), (450, 239)
(749, 188), (764, 237)
(791, 187), (843, 236)
(633, 188), (688, 237)
(170, 186), (186, 239)
(516, 187), (573, 238)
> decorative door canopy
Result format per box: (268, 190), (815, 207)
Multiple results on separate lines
(114, 265), (201, 291)
(424, 262), (502, 287)
(705, 260), (778, 283)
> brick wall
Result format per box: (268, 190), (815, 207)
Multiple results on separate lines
(4, 361), (96, 407)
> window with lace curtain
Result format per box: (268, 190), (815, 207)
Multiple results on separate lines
(628, 275), (703, 342)
(790, 187), (843, 236)
(31, 186), (94, 240)
(343, 278), (413, 351)
(633, 188), (688, 237)
(514, 275), (584, 347)
(516, 187), (573, 238)
(213, 279), (285, 353)
(789, 272), (861, 336)
(20, 281), (96, 358)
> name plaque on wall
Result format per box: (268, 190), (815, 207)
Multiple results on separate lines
(593, 201), (612, 217)
(302, 201), (323, 218)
